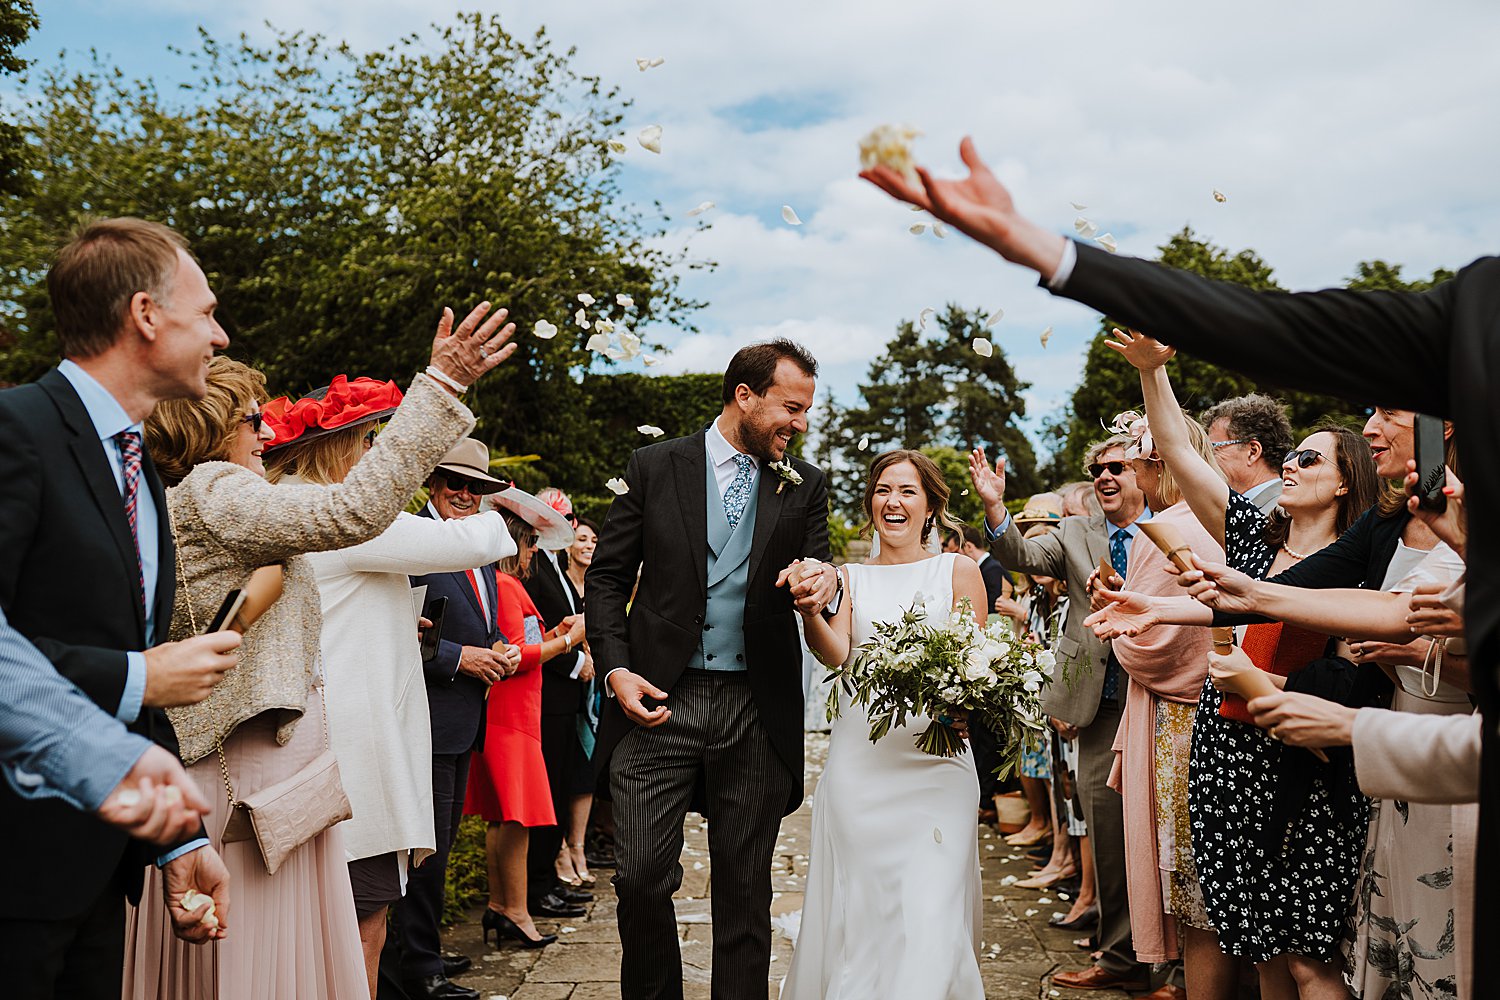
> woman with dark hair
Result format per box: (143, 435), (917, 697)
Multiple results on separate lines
(465, 493), (586, 950)
(783, 449), (990, 1000)
(557, 515), (601, 887)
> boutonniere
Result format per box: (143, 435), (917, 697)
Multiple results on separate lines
(768, 459), (803, 494)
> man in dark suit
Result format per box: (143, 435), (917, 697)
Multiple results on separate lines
(520, 492), (595, 918)
(0, 218), (242, 998)
(393, 437), (518, 1000)
(959, 524), (1010, 610)
(588, 339), (839, 1000)
(865, 137), (1500, 995)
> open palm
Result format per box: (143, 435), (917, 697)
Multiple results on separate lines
(861, 137), (1019, 254)
(967, 446), (1007, 506)
(1104, 327), (1176, 371)
(1083, 592), (1161, 639)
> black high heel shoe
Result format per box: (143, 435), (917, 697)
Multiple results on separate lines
(481, 908), (556, 949)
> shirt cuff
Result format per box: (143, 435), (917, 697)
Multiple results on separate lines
(1048, 239), (1078, 290)
(567, 652), (585, 680)
(985, 511), (1013, 541)
(156, 837), (210, 868)
(118, 651), (147, 724)
(603, 666), (627, 697)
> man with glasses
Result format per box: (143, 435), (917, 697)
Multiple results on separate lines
(1202, 394), (1294, 516)
(969, 435), (1157, 993)
(388, 438), (521, 1000)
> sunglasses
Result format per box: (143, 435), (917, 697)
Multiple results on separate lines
(438, 472), (505, 495)
(1087, 461), (1128, 479)
(240, 411), (265, 433)
(1284, 448), (1326, 469)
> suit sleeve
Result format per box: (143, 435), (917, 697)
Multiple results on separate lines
(1353, 710), (1480, 804)
(427, 637), (462, 682)
(990, 517), (1066, 581)
(334, 511), (517, 575)
(1056, 241), (1456, 417)
(800, 468), (832, 563)
(0, 401), (129, 714)
(585, 449), (647, 677)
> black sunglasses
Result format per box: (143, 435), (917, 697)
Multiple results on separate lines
(438, 472), (508, 495)
(240, 411), (265, 433)
(1087, 461), (1128, 479)
(1283, 449), (1326, 469)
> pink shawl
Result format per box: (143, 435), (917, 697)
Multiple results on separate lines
(1107, 501), (1223, 962)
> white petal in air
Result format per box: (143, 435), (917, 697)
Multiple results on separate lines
(1070, 201), (1087, 211)
(909, 222), (928, 235)
(1213, 188), (1227, 203)
(532, 320), (558, 340)
(781, 205), (802, 226)
(618, 331), (643, 360)
(642, 353), (662, 367)
(933, 827), (943, 844)
(984, 308), (1004, 328)
(616, 293), (634, 308)
(638, 424), (665, 437)
(933, 222), (948, 239)
(606, 139), (627, 155)
(686, 201), (715, 216)
(574, 308), (591, 329)
(577, 293), (595, 306)
(586, 332), (611, 353)
(1074, 217), (1097, 238)
(635, 57), (665, 72)
(858, 434), (870, 451)
(606, 478), (630, 495)
(638, 125), (663, 154)
(594, 318), (615, 335)
(1040, 326), (1053, 349)
(1095, 233), (1118, 253)
(972, 337), (994, 358)
(918, 307), (935, 330)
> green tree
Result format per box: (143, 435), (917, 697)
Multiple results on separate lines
(0, 0), (37, 196)
(0, 15), (703, 478)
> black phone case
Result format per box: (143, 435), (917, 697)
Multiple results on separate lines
(420, 596), (449, 662)
(1414, 413), (1447, 512)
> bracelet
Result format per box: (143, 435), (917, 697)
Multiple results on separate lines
(423, 366), (469, 394)
(563, 633), (573, 653)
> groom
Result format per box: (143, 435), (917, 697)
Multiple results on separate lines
(588, 338), (839, 1000)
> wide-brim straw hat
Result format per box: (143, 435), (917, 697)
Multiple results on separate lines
(490, 487), (576, 551)
(262, 375), (402, 453)
(432, 438), (511, 495)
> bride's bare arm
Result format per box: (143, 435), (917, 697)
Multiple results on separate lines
(952, 555), (988, 627)
(802, 565), (854, 666)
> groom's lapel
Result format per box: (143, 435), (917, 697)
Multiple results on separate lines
(747, 464), (788, 586)
(671, 433), (709, 597)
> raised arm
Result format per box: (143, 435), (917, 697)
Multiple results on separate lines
(1107, 329), (1230, 548)
(967, 446), (1065, 580)
(328, 510), (517, 576)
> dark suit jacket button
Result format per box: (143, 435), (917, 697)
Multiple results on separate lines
(694, 614), (704, 624)
(706, 653), (716, 661)
(735, 654), (743, 662)
(703, 624), (711, 631)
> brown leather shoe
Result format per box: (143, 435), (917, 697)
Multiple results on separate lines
(1137, 988), (1186, 1000)
(1051, 965), (1150, 991)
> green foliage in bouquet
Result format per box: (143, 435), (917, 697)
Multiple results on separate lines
(824, 598), (1049, 777)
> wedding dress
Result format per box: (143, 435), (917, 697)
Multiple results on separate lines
(782, 553), (984, 1000)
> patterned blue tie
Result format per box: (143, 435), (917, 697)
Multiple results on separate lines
(1102, 528), (1130, 700)
(723, 454), (756, 531)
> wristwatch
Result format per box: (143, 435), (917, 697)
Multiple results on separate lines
(822, 570), (844, 618)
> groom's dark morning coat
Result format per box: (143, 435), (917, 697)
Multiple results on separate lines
(586, 429), (830, 813)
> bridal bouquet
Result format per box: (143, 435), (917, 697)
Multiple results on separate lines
(825, 596), (1049, 775)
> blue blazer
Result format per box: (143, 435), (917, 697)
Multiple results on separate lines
(411, 506), (507, 755)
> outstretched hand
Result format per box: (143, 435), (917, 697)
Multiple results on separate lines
(427, 301), (518, 390)
(1104, 327), (1175, 371)
(859, 136), (1069, 280)
(1174, 554), (1260, 614)
(967, 447), (1007, 525)
(1083, 590), (1161, 640)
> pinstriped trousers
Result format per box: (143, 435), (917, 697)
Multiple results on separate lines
(611, 670), (797, 1000)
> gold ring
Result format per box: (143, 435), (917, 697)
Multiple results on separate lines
(1270, 728), (1283, 742)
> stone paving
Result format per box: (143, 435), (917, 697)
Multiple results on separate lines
(437, 733), (1133, 1000)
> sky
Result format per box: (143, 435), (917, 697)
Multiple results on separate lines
(20, 1), (1500, 452)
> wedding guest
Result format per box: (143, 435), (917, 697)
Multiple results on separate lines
(564, 517), (613, 875)
(263, 384), (516, 999)
(1201, 393), (1294, 516)
(517, 488), (597, 910)
(861, 140), (1499, 975)
(1059, 480), (1101, 518)
(128, 299), (513, 998)
(1097, 328), (1379, 999)
(972, 437), (1153, 992)
(0, 218), (241, 996)
(959, 525), (1010, 610)
(466, 498), (586, 950)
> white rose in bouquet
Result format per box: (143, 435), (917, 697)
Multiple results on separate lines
(1035, 650), (1057, 673)
(964, 650), (997, 684)
(940, 685), (965, 704)
(1022, 669), (1044, 693)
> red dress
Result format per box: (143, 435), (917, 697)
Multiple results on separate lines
(464, 572), (556, 826)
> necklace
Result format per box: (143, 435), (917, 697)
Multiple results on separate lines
(1281, 543), (1311, 560)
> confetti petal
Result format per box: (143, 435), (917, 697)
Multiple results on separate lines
(587, 333), (612, 354)
(618, 331), (643, 359)
(961, 489), (970, 496)
(532, 320), (558, 340)
(616, 293), (634, 308)
(933, 827), (943, 844)
(972, 337), (993, 357)
(577, 293), (595, 306)
(606, 477), (630, 495)
(635, 57), (666, 72)
(933, 222), (948, 239)
(686, 200), (715, 216)
(857, 434), (870, 451)
(1213, 188), (1227, 203)
(574, 308), (591, 329)
(638, 125), (663, 154)
(781, 205), (802, 226)
(1096, 233), (1117, 253)
(909, 222), (929, 235)
(984, 308), (1004, 328)
(857, 123), (923, 183)
(1040, 326), (1053, 349)
(115, 788), (142, 808)
(1074, 217), (1097, 238)
(594, 318), (616, 334)
(642, 353), (662, 367)
(606, 139), (628, 155)
(918, 307), (935, 330)
(1070, 201), (1087, 211)
(638, 424), (665, 437)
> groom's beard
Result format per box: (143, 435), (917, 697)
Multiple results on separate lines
(742, 420), (790, 462)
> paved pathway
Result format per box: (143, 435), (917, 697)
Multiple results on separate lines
(438, 733), (1133, 999)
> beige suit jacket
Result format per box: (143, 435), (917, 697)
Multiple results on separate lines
(991, 513), (1113, 727)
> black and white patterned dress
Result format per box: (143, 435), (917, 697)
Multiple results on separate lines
(1187, 493), (1370, 963)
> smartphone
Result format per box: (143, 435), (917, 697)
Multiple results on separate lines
(205, 589), (247, 634)
(1413, 413), (1447, 513)
(420, 596), (448, 662)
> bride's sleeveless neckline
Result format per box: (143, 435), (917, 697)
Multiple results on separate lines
(859, 554), (945, 569)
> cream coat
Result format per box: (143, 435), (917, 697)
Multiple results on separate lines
(307, 510), (515, 865)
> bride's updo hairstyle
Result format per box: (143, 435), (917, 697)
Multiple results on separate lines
(860, 449), (966, 544)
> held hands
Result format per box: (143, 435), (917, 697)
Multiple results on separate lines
(497, 644), (522, 677)
(1407, 584), (1464, 638)
(163, 845), (231, 943)
(427, 302), (518, 391)
(458, 645), (511, 685)
(1404, 461), (1466, 557)
(776, 559), (838, 616)
(1245, 690), (1356, 749)
(607, 669), (671, 728)
(142, 631), (243, 708)
(1103, 327), (1175, 371)
(97, 746), (211, 845)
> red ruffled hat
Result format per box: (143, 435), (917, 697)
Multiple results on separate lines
(262, 375), (404, 452)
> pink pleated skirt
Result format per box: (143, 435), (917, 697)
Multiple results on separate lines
(122, 691), (368, 999)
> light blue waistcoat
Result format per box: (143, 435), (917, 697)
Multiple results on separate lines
(690, 456), (759, 672)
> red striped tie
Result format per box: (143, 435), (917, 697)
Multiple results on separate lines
(117, 430), (146, 611)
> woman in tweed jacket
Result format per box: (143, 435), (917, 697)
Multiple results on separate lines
(125, 303), (515, 1000)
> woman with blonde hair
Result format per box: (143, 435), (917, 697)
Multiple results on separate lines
(127, 302), (515, 999)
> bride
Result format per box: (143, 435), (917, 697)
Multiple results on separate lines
(782, 449), (990, 1000)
